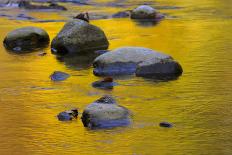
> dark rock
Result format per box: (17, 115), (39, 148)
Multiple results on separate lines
(92, 77), (118, 90)
(93, 47), (183, 79)
(112, 11), (130, 18)
(18, 1), (67, 11)
(81, 95), (131, 129)
(57, 108), (78, 121)
(159, 122), (173, 128)
(3, 26), (49, 52)
(51, 19), (109, 55)
(73, 12), (89, 22)
(50, 71), (70, 81)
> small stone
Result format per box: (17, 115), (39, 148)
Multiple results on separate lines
(50, 71), (70, 81)
(159, 122), (173, 128)
(57, 108), (78, 121)
(92, 77), (118, 89)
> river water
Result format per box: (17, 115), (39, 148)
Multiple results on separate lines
(0, 0), (231, 154)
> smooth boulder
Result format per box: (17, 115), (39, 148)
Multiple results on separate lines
(3, 26), (49, 52)
(51, 19), (109, 55)
(93, 47), (182, 79)
(81, 96), (131, 129)
(131, 5), (159, 20)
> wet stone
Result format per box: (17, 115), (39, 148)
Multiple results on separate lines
(50, 71), (70, 81)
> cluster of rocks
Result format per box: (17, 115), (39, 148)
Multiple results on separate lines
(2, 5), (180, 129)
(0, 0), (67, 10)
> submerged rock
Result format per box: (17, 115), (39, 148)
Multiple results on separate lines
(3, 26), (49, 52)
(92, 77), (118, 89)
(112, 11), (130, 18)
(159, 122), (173, 128)
(81, 95), (131, 129)
(51, 19), (109, 55)
(93, 47), (182, 79)
(57, 109), (78, 121)
(50, 71), (70, 81)
(19, 1), (67, 10)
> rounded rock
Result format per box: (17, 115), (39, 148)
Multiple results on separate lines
(93, 46), (182, 79)
(131, 5), (157, 19)
(3, 26), (49, 52)
(51, 19), (109, 55)
(81, 96), (131, 129)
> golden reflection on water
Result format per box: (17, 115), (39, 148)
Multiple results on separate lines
(0, 0), (232, 154)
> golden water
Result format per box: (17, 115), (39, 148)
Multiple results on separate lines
(0, 0), (232, 154)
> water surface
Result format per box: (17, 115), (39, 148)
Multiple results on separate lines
(0, 0), (232, 154)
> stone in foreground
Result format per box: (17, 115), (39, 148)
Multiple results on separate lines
(93, 47), (182, 79)
(51, 19), (109, 55)
(57, 109), (78, 121)
(81, 96), (131, 129)
(3, 26), (49, 52)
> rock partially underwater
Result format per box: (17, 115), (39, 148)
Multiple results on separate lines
(3, 26), (49, 53)
(81, 96), (131, 129)
(131, 5), (164, 21)
(57, 109), (78, 121)
(92, 77), (118, 90)
(50, 71), (70, 81)
(93, 47), (183, 79)
(51, 19), (109, 55)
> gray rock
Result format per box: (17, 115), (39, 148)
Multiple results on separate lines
(50, 71), (70, 81)
(81, 96), (131, 129)
(3, 26), (49, 52)
(93, 47), (182, 79)
(57, 108), (78, 121)
(112, 11), (130, 18)
(131, 5), (158, 20)
(51, 19), (109, 55)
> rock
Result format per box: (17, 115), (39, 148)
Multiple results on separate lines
(57, 109), (78, 121)
(159, 122), (173, 128)
(51, 19), (109, 55)
(3, 26), (49, 52)
(92, 77), (118, 90)
(131, 5), (162, 20)
(136, 60), (183, 79)
(112, 11), (130, 18)
(18, 1), (67, 10)
(50, 71), (70, 81)
(93, 47), (182, 79)
(81, 95), (131, 129)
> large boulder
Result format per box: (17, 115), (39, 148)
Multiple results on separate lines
(131, 5), (161, 20)
(93, 47), (183, 79)
(81, 96), (131, 129)
(51, 19), (109, 55)
(3, 26), (49, 52)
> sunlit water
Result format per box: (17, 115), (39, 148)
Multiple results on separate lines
(0, 0), (232, 154)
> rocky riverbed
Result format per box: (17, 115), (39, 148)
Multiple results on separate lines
(0, 0), (232, 154)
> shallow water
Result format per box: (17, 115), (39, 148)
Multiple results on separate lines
(0, 0), (232, 154)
